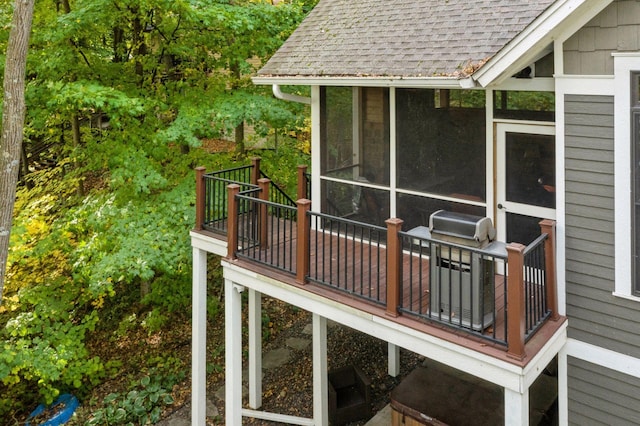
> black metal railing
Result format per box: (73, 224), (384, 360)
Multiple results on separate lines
(523, 234), (551, 341)
(259, 170), (297, 208)
(399, 232), (508, 346)
(234, 192), (298, 274)
(305, 172), (311, 200)
(202, 164), (298, 234)
(307, 213), (387, 306)
(203, 165), (254, 234)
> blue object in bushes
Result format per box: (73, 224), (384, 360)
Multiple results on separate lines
(25, 394), (79, 426)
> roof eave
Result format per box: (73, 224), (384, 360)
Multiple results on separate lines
(252, 75), (477, 89)
(472, 0), (613, 87)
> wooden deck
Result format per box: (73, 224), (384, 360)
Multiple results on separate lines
(207, 212), (566, 366)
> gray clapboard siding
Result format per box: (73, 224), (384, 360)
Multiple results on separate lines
(568, 357), (640, 426)
(565, 94), (640, 350)
(565, 94), (640, 423)
(566, 203), (613, 221)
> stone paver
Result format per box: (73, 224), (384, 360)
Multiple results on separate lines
(286, 337), (311, 351)
(262, 347), (292, 369)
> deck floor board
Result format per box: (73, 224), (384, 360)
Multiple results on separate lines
(235, 217), (510, 342)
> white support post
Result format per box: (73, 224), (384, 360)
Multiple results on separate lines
(248, 289), (262, 409)
(313, 313), (328, 426)
(558, 348), (568, 426)
(388, 342), (400, 377)
(505, 387), (529, 426)
(191, 247), (207, 425)
(225, 279), (244, 426)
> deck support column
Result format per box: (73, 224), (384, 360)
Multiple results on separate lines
(251, 157), (261, 185)
(297, 165), (308, 200)
(506, 243), (526, 360)
(225, 278), (244, 426)
(191, 247), (207, 425)
(248, 289), (262, 409)
(296, 199), (311, 284)
(258, 179), (270, 249)
(385, 218), (404, 317)
(504, 387), (529, 426)
(388, 342), (400, 377)
(227, 184), (240, 260)
(558, 347), (569, 425)
(194, 166), (206, 231)
(540, 219), (559, 321)
(313, 313), (328, 426)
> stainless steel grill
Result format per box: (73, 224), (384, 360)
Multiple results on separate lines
(429, 210), (496, 331)
(429, 210), (496, 248)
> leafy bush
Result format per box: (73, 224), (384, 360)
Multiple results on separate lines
(86, 375), (175, 426)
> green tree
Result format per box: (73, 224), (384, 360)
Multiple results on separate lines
(0, 0), (316, 417)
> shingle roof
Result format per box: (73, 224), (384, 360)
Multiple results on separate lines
(258, 0), (556, 79)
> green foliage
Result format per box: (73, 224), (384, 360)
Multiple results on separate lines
(86, 374), (175, 426)
(1, 0), (316, 420)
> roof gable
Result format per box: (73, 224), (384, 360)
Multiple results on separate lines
(258, 0), (556, 80)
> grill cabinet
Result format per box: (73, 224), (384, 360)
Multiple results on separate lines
(428, 210), (496, 331)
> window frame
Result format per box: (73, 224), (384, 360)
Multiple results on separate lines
(632, 72), (640, 296)
(613, 54), (640, 301)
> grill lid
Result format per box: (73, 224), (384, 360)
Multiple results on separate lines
(429, 210), (496, 245)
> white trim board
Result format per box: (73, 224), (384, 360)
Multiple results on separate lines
(555, 75), (614, 96)
(565, 338), (640, 379)
(221, 260), (566, 393)
(613, 53), (640, 299)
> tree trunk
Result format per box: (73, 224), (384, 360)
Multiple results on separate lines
(230, 61), (245, 154)
(0, 0), (36, 303)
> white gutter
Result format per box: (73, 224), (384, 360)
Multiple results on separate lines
(253, 76), (476, 89)
(272, 84), (311, 104)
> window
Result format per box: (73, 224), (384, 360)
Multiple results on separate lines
(319, 87), (390, 225)
(396, 88), (486, 200)
(493, 90), (555, 121)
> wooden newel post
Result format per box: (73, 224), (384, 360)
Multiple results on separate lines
(258, 178), (270, 249)
(386, 218), (404, 318)
(296, 199), (311, 284)
(297, 165), (308, 201)
(195, 167), (206, 231)
(251, 157), (261, 186)
(540, 219), (559, 321)
(227, 184), (240, 260)
(506, 243), (526, 360)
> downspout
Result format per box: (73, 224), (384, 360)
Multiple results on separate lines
(272, 84), (311, 104)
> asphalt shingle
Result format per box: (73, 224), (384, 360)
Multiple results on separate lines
(258, 0), (556, 78)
